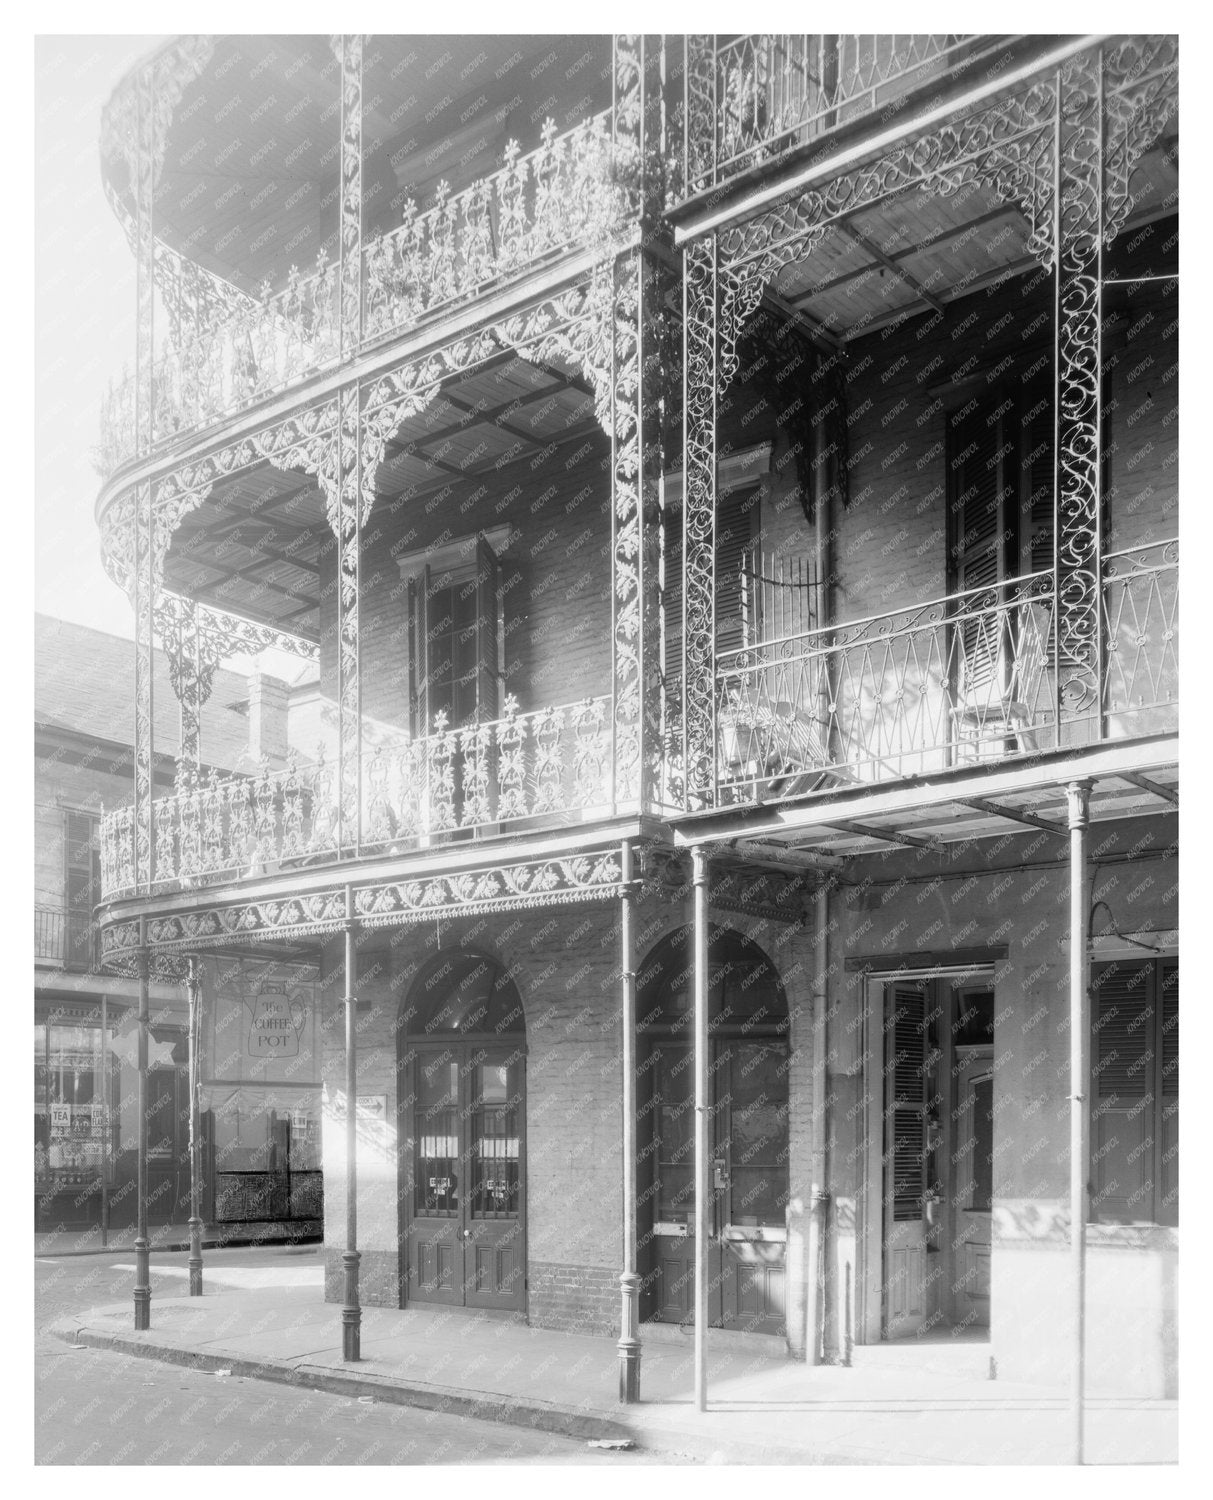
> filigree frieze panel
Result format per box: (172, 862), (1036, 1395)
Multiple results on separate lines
(1102, 36), (1179, 246)
(355, 851), (624, 926)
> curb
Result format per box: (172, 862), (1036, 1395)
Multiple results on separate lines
(47, 1314), (855, 1464)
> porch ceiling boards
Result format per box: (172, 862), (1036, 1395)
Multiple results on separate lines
(766, 134), (1177, 343)
(161, 349), (601, 641)
(675, 742), (1179, 859)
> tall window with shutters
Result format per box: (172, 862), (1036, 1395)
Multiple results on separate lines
(407, 533), (501, 736)
(946, 374), (1056, 711)
(1091, 958), (1178, 1227)
(63, 809), (100, 972)
(662, 484), (759, 703)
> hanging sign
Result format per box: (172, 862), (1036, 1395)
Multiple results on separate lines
(247, 989), (305, 1058)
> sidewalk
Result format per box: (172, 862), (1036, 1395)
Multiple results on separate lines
(48, 1266), (1177, 1465)
(35, 1223), (320, 1257)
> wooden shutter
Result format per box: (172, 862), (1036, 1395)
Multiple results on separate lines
(663, 504), (684, 704)
(474, 533), (500, 723)
(64, 810), (97, 970)
(1019, 380), (1055, 580)
(1158, 961), (1178, 1225)
(715, 487), (759, 655)
(887, 983), (929, 1223)
(407, 564), (432, 736)
(947, 399), (1016, 696)
(1091, 960), (1158, 1223)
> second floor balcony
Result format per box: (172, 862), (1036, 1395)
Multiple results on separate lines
(682, 33), (1005, 199)
(97, 109), (628, 477)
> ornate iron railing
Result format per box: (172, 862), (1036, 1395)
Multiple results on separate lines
(714, 571), (1059, 803)
(1102, 538), (1178, 738)
(100, 694), (614, 898)
(687, 34), (985, 193)
(362, 111), (623, 344)
(95, 112), (629, 476)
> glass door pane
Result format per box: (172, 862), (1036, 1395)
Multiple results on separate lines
(725, 1040), (789, 1226)
(415, 1057), (460, 1215)
(469, 1059), (520, 1220)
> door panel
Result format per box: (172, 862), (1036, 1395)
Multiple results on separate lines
(950, 1055), (994, 1329)
(646, 1037), (788, 1334)
(883, 983), (932, 1338)
(407, 1047), (525, 1312)
(407, 1055), (462, 1306)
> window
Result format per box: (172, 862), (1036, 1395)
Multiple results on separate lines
(1091, 958), (1178, 1226)
(406, 532), (501, 736)
(63, 809), (100, 972)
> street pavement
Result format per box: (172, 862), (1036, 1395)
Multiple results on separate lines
(35, 1245), (672, 1466)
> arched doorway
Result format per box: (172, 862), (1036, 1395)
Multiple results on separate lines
(638, 925), (790, 1336)
(399, 952), (526, 1313)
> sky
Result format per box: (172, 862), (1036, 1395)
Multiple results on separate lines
(35, 35), (162, 642)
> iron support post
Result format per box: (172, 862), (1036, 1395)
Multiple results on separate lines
(100, 992), (109, 1248)
(617, 840), (641, 1402)
(807, 881), (831, 1365)
(342, 919), (361, 1362)
(186, 956), (204, 1296)
(692, 845), (710, 1412)
(133, 937), (151, 1329)
(1068, 781), (1091, 1462)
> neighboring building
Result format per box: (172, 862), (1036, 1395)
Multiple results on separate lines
(35, 614), (324, 1243)
(87, 33), (1178, 1418)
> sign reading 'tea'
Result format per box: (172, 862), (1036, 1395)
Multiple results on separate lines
(247, 990), (305, 1057)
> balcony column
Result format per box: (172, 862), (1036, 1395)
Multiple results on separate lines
(186, 956), (204, 1297)
(341, 912), (361, 1361)
(133, 932), (151, 1329)
(682, 235), (718, 810)
(133, 481), (156, 892)
(1067, 780), (1092, 1463)
(335, 34), (364, 357)
(132, 59), (156, 457)
(617, 839), (641, 1403)
(1054, 48), (1105, 745)
(609, 38), (667, 815)
(691, 844), (710, 1412)
(330, 391), (364, 856)
(162, 596), (220, 778)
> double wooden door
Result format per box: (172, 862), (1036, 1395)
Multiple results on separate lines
(645, 1036), (788, 1335)
(405, 1045), (525, 1312)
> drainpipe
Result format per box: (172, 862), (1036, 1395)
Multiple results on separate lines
(342, 899), (361, 1361)
(617, 839), (641, 1402)
(807, 881), (831, 1365)
(1067, 782), (1091, 1463)
(186, 956), (204, 1296)
(692, 845), (710, 1413)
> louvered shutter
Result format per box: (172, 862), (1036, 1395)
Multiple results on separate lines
(64, 810), (97, 970)
(948, 402), (1012, 695)
(715, 487), (759, 656)
(664, 504), (684, 705)
(1158, 961), (1178, 1225)
(407, 564), (432, 736)
(1091, 960), (1157, 1223)
(888, 983), (929, 1223)
(474, 533), (500, 723)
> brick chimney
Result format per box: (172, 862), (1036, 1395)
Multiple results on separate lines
(247, 672), (289, 766)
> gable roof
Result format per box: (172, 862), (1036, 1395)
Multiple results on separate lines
(35, 613), (255, 773)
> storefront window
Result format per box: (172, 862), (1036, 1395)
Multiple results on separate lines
(34, 1016), (118, 1211)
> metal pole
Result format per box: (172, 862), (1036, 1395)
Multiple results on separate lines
(100, 992), (109, 1249)
(618, 839), (641, 1402)
(186, 956), (204, 1296)
(133, 932), (150, 1330)
(342, 917), (361, 1361)
(807, 881), (831, 1365)
(1067, 781), (1091, 1464)
(691, 845), (710, 1412)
